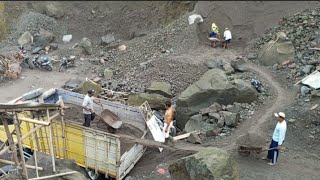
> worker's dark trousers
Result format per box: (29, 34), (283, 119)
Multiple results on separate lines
(83, 113), (95, 127)
(267, 139), (279, 164)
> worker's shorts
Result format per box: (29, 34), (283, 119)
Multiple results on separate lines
(163, 121), (173, 138)
(267, 139), (280, 164)
(225, 39), (231, 43)
(83, 113), (95, 127)
(209, 32), (217, 38)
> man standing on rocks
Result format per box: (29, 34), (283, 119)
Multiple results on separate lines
(223, 28), (232, 49)
(163, 100), (175, 139)
(263, 112), (287, 165)
(82, 89), (102, 127)
(209, 22), (220, 48)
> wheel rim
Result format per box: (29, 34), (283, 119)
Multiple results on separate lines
(87, 169), (99, 180)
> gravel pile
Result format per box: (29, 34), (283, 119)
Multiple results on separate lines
(99, 13), (205, 95)
(4, 12), (66, 46)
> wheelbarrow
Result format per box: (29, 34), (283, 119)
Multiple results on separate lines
(96, 105), (123, 130)
(237, 145), (278, 156)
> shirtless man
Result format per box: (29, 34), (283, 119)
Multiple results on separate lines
(163, 100), (175, 138)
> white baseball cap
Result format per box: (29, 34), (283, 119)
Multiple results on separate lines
(274, 112), (285, 118)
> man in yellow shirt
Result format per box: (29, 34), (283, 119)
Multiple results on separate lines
(209, 22), (220, 48)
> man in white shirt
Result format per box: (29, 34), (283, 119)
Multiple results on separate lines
(263, 112), (287, 165)
(223, 28), (232, 49)
(82, 89), (102, 127)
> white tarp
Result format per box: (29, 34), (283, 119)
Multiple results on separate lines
(146, 115), (165, 152)
(301, 70), (320, 89)
(188, 14), (203, 25)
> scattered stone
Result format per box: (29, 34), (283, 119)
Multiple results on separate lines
(236, 132), (266, 147)
(101, 34), (115, 45)
(310, 104), (319, 110)
(300, 85), (311, 96)
(301, 65), (314, 74)
(63, 34), (72, 43)
(119, 45), (127, 51)
(145, 81), (172, 98)
(50, 43), (58, 50)
(311, 89), (320, 97)
(208, 112), (220, 120)
(93, 77), (102, 83)
(230, 58), (247, 72)
(104, 68), (114, 79)
(79, 37), (93, 55)
(169, 147), (240, 180)
(63, 78), (83, 91)
(217, 117), (225, 128)
(205, 59), (222, 69)
(18, 31), (33, 45)
(247, 52), (257, 60)
(45, 2), (65, 19)
(288, 118), (296, 123)
(205, 128), (222, 137)
(223, 63), (235, 75)
(187, 132), (202, 144)
(220, 111), (239, 127)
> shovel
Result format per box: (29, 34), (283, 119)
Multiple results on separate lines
(96, 104), (123, 129)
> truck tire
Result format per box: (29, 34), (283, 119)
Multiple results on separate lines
(87, 169), (103, 180)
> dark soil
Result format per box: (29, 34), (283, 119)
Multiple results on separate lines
(63, 103), (144, 155)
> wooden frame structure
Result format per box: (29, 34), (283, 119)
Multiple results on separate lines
(0, 97), (76, 179)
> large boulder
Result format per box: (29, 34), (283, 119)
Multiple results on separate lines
(145, 81), (172, 98)
(220, 111), (239, 127)
(73, 80), (102, 96)
(176, 69), (257, 129)
(169, 147), (240, 180)
(33, 28), (55, 48)
(258, 40), (295, 66)
(127, 93), (169, 110)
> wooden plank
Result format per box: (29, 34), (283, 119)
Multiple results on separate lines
(0, 159), (43, 170)
(1, 120), (19, 165)
(28, 171), (77, 180)
(172, 131), (201, 141)
(17, 117), (50, 125)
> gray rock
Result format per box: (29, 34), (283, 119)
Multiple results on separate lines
(169, 147), (240, 180)
(104, 68), (113, 79)
(50, 43), (58, 50)
(301, 65), (314, 74)
(208, 112), (220, 120)
(145, 81), (172, 98)
(63, 35), (72, 43)
(205, 59), (223, 69)
(80, 37), (93, 55)
(187, 132), (202, 144)
(176, 69), (257, 129)
(236, 132), (266, 147)
(301, 86), (311, 96)
(101, 34), (115, 45)
(247, 52), (257, 60)
(73, 80), (102, 95)
(223, 63), (235, 75)
(311, 89), (320, 97)
(45, 2), (64, 19)
(217, 117), (225, 128)
(230, 58), (247, 72)
(258, 40), (295, 66)
(64, 78), (83, 90)
(220, 111), (239, 127)
(32, 47), (43, 54)
(33, 29), (55, 48)
(205, 128), (222, 137)
(127, 93), (169, 110)
(18, 31), (33, 45)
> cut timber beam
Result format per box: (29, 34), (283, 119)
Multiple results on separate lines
(0, 158), (43, 170)
(173, 131), (201, 141)
(17, 117), (50, 125)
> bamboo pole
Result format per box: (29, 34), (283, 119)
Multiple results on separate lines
(2, 119), (19, 165)
(13, 113), (28, 179)
(47, 109), (56, 172)
(59, 96), (67, 159)
(17, 116), (50, 125)
(0, 159), (43, 170)
(28, 171), (78, 180)
(32, 124), (39, 178)
(31, 112), (41, 152)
